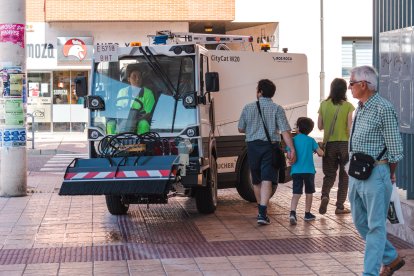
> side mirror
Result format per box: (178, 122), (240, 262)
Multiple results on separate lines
(205, 72), (219, 92)
(182, 92), (197, 109)
(74, 76), (87, 97)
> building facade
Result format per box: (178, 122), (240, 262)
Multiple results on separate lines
(373, 0), (414, 199)
(26, 0), (279, 131)
(26, 0), (373, 132)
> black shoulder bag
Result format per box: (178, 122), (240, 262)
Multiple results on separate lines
(348, 110), (387, 180)
(256, 101), (288, 182)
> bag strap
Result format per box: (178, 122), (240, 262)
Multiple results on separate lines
(256, 101), (272, 144)
(350, 107), (387, 161)
(324, 104), (341, 144)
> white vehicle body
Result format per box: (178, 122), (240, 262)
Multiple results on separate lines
(60, 33), (309, 213)
(207, 50), (308, 190)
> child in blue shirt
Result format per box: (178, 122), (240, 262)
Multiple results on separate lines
(287, 117), (324, 225)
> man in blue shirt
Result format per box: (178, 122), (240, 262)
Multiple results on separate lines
(348, 66), (404, 276)
(238, 79), (296, 225)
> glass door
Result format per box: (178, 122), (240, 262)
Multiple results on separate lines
(52, 70), (88, 132)
(27, 72), (52, 131)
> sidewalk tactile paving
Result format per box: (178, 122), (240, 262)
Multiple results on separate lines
(0, 233), (412, 265)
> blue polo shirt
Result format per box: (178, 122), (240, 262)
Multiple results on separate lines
(288, 133), (318, 175)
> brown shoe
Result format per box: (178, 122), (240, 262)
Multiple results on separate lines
(319, 197), (329, 214)
(380, 255), (405, 276)
(335, 207), (351, 215)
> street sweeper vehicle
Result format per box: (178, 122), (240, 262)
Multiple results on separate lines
(59, 32), (309, 215)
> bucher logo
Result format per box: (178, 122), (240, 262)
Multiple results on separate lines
(63, 38), (87, 60)
(272, 56), (293, 63)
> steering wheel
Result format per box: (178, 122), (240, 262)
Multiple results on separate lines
(115, 96), (145, 113)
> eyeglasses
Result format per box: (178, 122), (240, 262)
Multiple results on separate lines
(349, 80), (371, 86)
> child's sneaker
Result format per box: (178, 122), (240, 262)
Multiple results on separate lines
(257, 214), (271, 225)
(289, 211), (297, 225)
(304, 212), (316, 221)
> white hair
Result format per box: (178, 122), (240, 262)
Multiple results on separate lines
(350, 65), (378, 91)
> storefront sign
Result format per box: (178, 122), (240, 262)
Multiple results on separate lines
(57, 37), (93, 62)
(0, 24), (25, 48)
(27, 43), (55, 59)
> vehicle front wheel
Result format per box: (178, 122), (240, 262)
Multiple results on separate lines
(105, 195), (129, 215)
(195, 157), (218, 214)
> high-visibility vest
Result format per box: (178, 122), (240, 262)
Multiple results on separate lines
(107, 86), (155, 134)
(116, 86), (155, 113)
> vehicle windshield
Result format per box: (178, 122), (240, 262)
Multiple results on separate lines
(90, 55), (197, 135)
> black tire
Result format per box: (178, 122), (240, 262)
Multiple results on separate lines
(105, 195), (129, 215)
(195, 157), (218, 214)
(236, 158), (277, 202)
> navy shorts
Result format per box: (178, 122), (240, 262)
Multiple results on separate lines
(292, 173), (315, 194)
(247, 140), (279, 185)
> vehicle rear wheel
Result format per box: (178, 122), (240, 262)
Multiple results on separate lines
(195, 157), (218, 214)
(236, 158), (277, 202)
(105, 195), (129, 215)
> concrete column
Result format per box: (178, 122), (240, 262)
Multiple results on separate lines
(0, 0), (27, 196)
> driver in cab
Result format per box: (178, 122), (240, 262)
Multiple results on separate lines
(107, 64), (155, 135)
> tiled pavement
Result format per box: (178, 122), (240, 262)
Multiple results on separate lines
(0, 133), (413, 275)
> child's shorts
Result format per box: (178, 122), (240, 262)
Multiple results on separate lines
(292, 173), (315, 194)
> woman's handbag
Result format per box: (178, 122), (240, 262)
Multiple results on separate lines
(256, 101), (288, 183)
(271, 142), (285, 170)
(320, 104), (341, 153)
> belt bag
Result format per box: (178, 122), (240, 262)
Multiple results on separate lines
(348, 153), (375, 180)
(349, 109), (387, 181)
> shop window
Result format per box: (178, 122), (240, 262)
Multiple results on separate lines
(27, 72), (52, 131)
(342, 38), (373, 77)
(53, 71), (70, 104)
(52, 70), (88, 104)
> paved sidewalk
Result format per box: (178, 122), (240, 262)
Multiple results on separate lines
(0, 132), (413, 275)
(27, 131), (88, 155)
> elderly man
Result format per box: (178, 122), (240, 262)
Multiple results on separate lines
(348, 66), (404, 276)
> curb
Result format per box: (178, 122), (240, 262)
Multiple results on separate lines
(27, 149), (84, 156)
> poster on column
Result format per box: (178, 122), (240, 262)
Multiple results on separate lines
(1, 66), (22, 96)
(0, 128), (26, 148)
(0, 98), (4, 125)
(4, 98), (24, 126)
(0, 24), (25, 48)
(9, 73), (24, 96)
